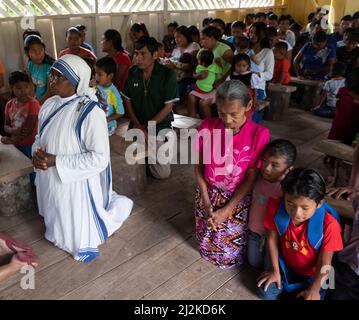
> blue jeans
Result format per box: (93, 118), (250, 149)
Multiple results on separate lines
(247, 231), (270, 269)
(313, 104), (336, 118)
(252, 89), (265, 123)
(256, 258), (327, 300)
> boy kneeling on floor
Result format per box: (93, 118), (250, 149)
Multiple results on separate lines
(257, 168), (343, 300)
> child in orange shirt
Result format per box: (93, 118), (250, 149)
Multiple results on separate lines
(272, 41), (291, 85)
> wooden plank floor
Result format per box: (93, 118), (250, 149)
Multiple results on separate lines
(0, 107), (332, 300)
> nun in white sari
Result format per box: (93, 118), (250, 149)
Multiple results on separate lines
(32, 54), (133, 263)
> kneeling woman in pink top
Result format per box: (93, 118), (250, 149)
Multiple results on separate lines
(194, 80), (270, 269)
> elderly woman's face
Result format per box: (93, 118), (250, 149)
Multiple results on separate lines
(217, 99), (251, 133)
(49, 70), (76, 98)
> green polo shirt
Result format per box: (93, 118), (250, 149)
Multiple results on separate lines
(121, 62), (179, 133)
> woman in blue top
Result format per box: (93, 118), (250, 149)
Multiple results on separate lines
(24, 35), (55, 105)
(293, 30), (336, 80)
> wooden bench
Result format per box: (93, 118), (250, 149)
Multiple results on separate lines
(265, 83), (297, 121)
(0, 141), (36, 217)
(290, 77), (324, 110)
(326, 197), (355, 221)
(313, 139), (354, 188)
(257, 100), (270, 112)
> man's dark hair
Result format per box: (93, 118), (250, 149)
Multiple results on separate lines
(104, 29), (124, 52)
(134, 36), (159, 55)
(231, 21), (246, 30)
(264, 139), (297, 166)
(331, 62), (346, 77)
(168, 21), (179, 29)
(353, 12), (359, 20)
(268, 14), (278, 21)
(279, 15), (291, 23)
(198, 50), (214, 67)
(281, 168), (326, 204)
(275, 41), (289, 53)
(9, 71), (31, 86)
(95, 56), (117, 77)
(341, 15), (353, 22)
(313, 30), (328, 43)
(201, 26), (222, 41)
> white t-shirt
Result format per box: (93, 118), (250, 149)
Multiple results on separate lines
(171, 42), (201, 61)
(285, 30), (296, 48)
(324, 78), (346, 107)
(253, 48), (275, 92)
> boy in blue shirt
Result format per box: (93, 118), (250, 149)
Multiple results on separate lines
(95, 57), (124, 136)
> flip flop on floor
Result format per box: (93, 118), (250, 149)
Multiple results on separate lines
(14, 251), (39, 267)
(0, 233), (32, 253)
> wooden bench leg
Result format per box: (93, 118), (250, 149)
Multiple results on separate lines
(300, 84), (323, 110)
(265, 91), (291, 121)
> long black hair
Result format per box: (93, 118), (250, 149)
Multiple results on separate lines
(103, 29), (125, 52)
(23, 35), (54, 66)
(250, 22), (270, 49)
(130, 22), (149, 37)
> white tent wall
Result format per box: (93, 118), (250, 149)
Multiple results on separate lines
(0, 9), (217, 92)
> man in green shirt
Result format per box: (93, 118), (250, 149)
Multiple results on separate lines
(121, 36), (179, 179)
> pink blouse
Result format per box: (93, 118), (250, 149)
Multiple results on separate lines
(194, 118), (270, 193)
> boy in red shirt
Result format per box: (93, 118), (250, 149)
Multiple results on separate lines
(257, 168), (343, 300)
(1, 71), (39, 158)
(272, 41), (291, 85)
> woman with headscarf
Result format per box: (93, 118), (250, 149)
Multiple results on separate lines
(32, 54), (133, 263)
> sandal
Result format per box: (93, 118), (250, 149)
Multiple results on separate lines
(0, 233), (32, 253)
(14, 251), (38, 267)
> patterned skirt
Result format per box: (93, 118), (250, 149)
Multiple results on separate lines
(195, 186), (251, 269)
